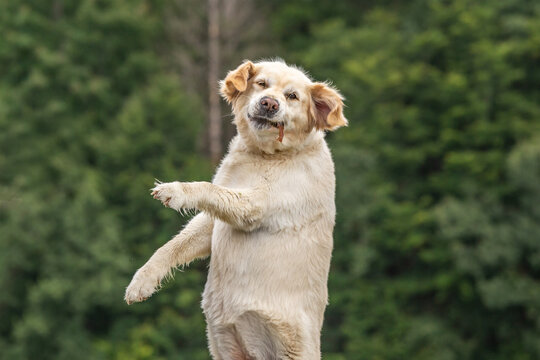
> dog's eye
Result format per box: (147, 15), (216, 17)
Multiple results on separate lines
(286, 93), (298, 100)
(257, 80), (267, 88)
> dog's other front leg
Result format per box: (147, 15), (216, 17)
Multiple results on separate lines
(124, 213), (213, 304)
(152, 181), (268, 231)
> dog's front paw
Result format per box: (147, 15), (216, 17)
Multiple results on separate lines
(151, 181), (186, 211)
(124, 269), (160, 305)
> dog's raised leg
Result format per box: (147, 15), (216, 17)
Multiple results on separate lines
(124, 213), (213, 304)
(151, 181), (269, 231)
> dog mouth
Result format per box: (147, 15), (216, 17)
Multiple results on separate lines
(247, 113), (284, 130)
(247, 114), (285, 142)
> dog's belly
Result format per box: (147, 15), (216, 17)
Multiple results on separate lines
(201, 219), (332, 326)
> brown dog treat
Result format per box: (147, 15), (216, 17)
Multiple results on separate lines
(277, 124), (284, 142)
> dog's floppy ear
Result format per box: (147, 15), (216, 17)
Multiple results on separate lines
(220, 60), (256, 103)
(309, 82), (348, 131)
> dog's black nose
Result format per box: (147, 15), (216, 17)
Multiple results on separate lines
(260, 96), (279, 114)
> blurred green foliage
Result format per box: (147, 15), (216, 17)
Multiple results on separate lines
(1, 0), (540, 359)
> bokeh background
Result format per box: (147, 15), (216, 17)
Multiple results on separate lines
(1, 0), (540, 359)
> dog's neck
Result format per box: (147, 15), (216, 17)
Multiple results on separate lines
(233, 115), (325, 156)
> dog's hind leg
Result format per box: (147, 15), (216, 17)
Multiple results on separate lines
(207, 325), (224, 360)
(210, 324), (253, 360)
(234, 311), (304, 360)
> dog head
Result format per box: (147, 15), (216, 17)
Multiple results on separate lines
(220, 60), (347, 153)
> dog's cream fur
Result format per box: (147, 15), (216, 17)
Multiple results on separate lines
(125, 60), (347, 359)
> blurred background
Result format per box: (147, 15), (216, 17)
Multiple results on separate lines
(1, 0), (540, 359)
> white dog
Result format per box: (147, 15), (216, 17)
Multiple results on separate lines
(125, 59), (347, 359)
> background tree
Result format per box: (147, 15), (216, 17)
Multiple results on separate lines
(163, 0), (274, 163)
(0, 1), (210, 359)
(1, 0), (539, 359)
(290, 1), (540, 358)
(207, 0), (221, 164)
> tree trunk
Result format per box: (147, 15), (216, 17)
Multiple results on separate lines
(208, 0), (221, 165)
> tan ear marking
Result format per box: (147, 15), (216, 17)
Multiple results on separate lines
(220, 60), (256, 103)
(309, 82), (348, 131)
